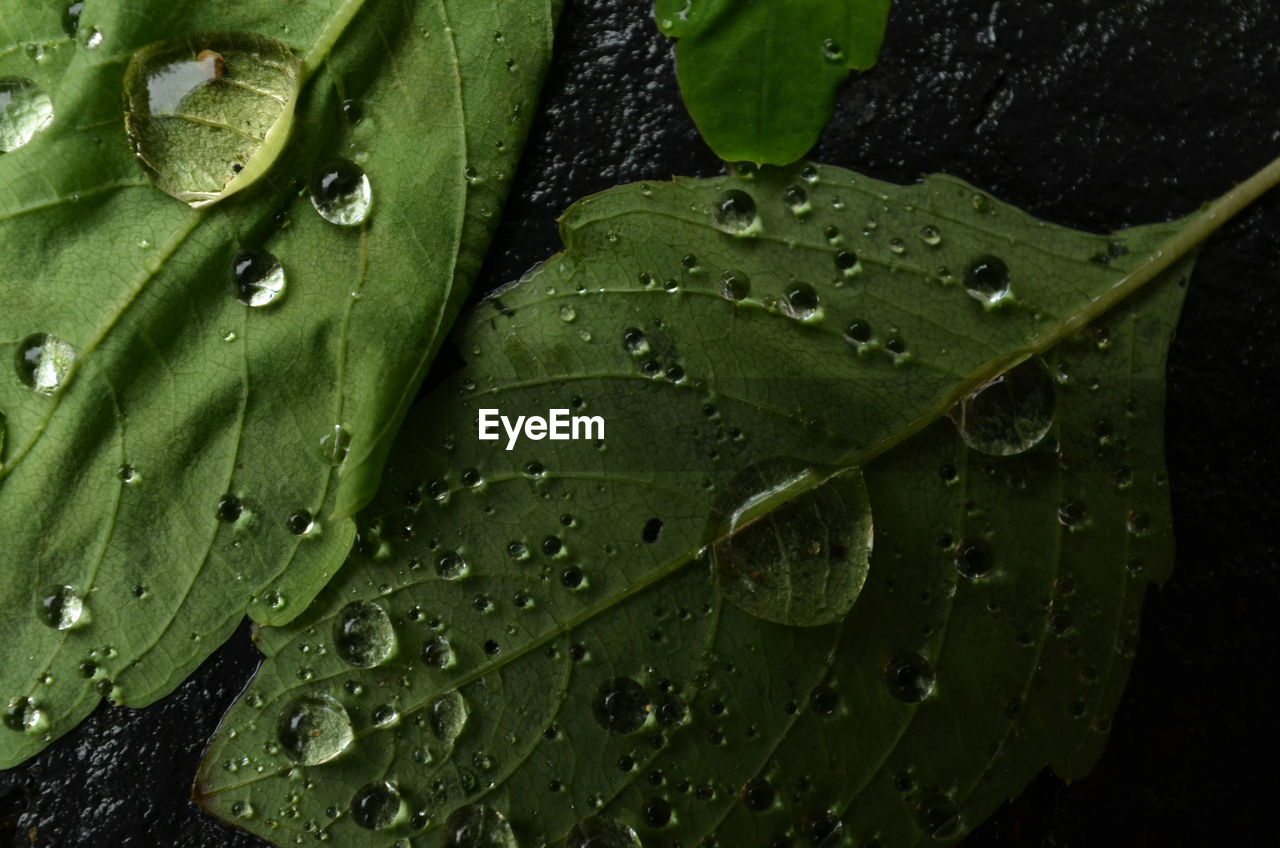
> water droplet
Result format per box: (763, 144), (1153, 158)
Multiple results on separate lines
(216, 494), (242, 523)
(1058, 499), (1087, 527)
(844, 320), (872, 346)
(809, 684), (838, 715)
(333, 600), (395, 667)
(61, 2), (85, 36)
(953, 538), (992, 579)
(3, 697), (42, 732)
(350, 781), (403, 831)
(742, 778), (775, 811)
(436, 549), (468, 580)
(621, 328), (650, 356)
(0, 77), (55, 153)
(15, 333), (77, 395)
(888, 237), (907, 255)
(422, 635), (456, 669)
(566, 816), (642, 848)
(559, 305), (576, 322)
(277, 695), (354, 765)
(711, 189), (759, 236)
(39, 585), (84, 630)
(949, 357), (1055, 456)
(429, 691), (469, 744)
(885, 653), (937, 702)
(84, 28), (102, 50)
(719, 269), (750, 302)
(963, 255), (1011, 303)
(780, 282), (821, 321)
(122, 33), (301, 206)
(116, 464), (136, 483)
(591, 677), (649, 735)
(286, 509), (313, 535)
(1127, 510), (1150, 536)
(318, 424), (351, 465)
(822, 38), (843, 61)
(231, 249), (286, 307)
(310, 159), (372, 225)
(804, 811), (844, 847)
(914, 791), (961, 839)
(919, 225), (942, 246)
(441, 804), (518, 848)
(834, 249), (861, 277)
(708, 461), (872, 626)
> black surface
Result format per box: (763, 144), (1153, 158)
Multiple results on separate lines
(3, 0), (1279, 845)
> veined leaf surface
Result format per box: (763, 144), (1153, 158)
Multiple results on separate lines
(656, 0), (892, 164)
(0, 0), (560, 767)
(197, 159), (1279, 845)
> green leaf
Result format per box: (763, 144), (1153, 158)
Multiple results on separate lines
(0, 0), (559, 767)
(196, 159), (1280, 845)
(656, 0), (892, 164)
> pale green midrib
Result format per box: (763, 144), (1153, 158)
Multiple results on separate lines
(301, 0), (370, 80)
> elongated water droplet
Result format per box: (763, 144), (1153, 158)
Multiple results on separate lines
(318, 424), (351, 465)
(914, 791), (962, 839)
(712, 189), (759, 235)
(231, 249), (286, 306)
(441, 804), (518, 848)
(707, 460), (872, 626)
(350, 781), (403, 831)
(429, 691), (469, 745)
(277, 695), (353, 765)
(15, 333), (77, 396)
(949, 357), (1055, 456)
(39, 585), (84, 630)
(123, 32), (301, 206)
(885, 653), (937, 702)
(0, 77), (55, 152)
(62, 2), (85, 37)
(3, 697), (43, 732)
(333, 600), (395, 667)
(719, 269), (750, 302)
(591, 678), (649, 735)
(566, 816), (642, 848)
(963, 255), (1011, 303)
(310, 159), (372, 225)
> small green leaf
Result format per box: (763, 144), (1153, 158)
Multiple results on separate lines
(656, 0), (893, 164)
(0, 0), (560, 767)
(198, 158), (1280, 844)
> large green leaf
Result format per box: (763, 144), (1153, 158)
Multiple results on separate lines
(0, 0), (560, 767)
(656, 0), (892, 164)
(196, 159), (1280, 845)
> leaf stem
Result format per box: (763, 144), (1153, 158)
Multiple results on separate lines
(845, 151), (1280, 471)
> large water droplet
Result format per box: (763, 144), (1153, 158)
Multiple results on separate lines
(122, 33), (301, 206)
(963, 255), (1011, 303)
(707, 461), (872, 626)
(591, 677), (650, 735)
(39, 585), (84, 630)
(566, 816), (642, 848)
(231, 249), (286, 307)
(914, 791), (962, 839)
(885, 653), (937, 703)
(333, 600), (395, 667)
(350, 781), (403, 831)
(429, 690), (469, 745)
(310, 159), (372, 225)
(3, 696), (43, 732)
(711, 189), (760, 236)
(15, 333), (77, 395)
(0, 77), (55, 152)
(441, 804), (518, 848)
(949, 357), (1055, 456)
(277, 694), (354, 765)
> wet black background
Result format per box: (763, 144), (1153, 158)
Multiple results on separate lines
(3, 0), (1279, 844)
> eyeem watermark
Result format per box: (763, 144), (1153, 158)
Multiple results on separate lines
(478, 408), (604, 450)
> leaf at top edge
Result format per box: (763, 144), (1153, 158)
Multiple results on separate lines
(656, 0), (893, 164)
(195, 158), (1241, 846)
(0, 0), (561, 768)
